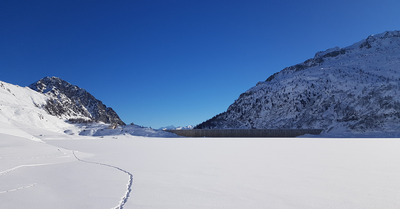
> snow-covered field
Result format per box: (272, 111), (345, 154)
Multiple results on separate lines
(2, 132), (400, 209)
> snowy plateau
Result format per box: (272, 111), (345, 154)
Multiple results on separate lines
(197, 31), (400, 137)
(1, 31), (400, 209)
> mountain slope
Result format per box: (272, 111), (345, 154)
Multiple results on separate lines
(1, 79), (175, 138)
(0, 80), (76, 140)
(29, 77), (125, 125)
(196, 31), (400, 134)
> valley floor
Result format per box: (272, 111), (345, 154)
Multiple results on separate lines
(2, 133), (400, 209)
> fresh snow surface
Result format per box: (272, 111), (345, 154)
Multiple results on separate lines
(2, 130), (400, 209)
(0, 133), (128, 209)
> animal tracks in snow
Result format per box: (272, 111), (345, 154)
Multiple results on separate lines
(72, 151), (133, 209)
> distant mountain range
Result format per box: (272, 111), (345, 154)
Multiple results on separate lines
(2, 30), (400, 137)
(159, 125), (194, 131)
(196, 31), (400, 135)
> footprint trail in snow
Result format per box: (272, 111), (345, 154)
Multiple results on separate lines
(72, 151), (133, 209)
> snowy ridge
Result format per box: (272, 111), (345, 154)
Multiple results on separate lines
(29, 77), (125, 125)
(0, 79), (174, 139)
(196, 30), (400, 135)
(0, 81), (74, 141)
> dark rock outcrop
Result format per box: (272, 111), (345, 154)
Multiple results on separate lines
(29, 77), (125, 125)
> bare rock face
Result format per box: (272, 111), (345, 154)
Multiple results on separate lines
(196, 31), (400, 134)
(29, 77), (125, 126)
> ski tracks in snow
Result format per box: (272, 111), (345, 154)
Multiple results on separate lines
(0, 183), (37, 194)
(0, 163), (54, 176)
(0, 164), (49, 195)
(72, 151), (133, 209)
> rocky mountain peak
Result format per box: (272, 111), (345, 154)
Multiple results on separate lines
(29, 77), (125, 126)
(30, 76), (76, 93)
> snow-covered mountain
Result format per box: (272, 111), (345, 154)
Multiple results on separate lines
(196, 31), (400, 135)
(0, 80), (75, 141)
(0, 78), (174, 138)
(29, 76), (125, 125)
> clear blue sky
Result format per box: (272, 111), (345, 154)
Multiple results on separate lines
(1, 0), (400, 128)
